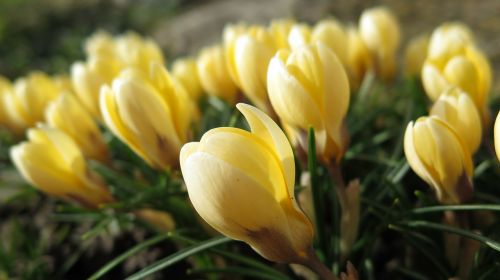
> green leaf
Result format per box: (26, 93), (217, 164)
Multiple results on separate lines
(308, 127), (328, 260)
(396, 220), (500, 252)
(189, 266), (287, 280)
(88, 233), (171, 280)
(125, 236), (232, 280)
(411, 204), (500, 214)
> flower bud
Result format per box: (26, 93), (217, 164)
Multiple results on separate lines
(3, 72), (60, 132)
(100, 63), (195, 169)
(495, 111), (500, 161)
(288, 20), (348, 68)
(180, 103), (313, 263)
(422, 23), (492, 125)
(346, 27), (374, 90)
(404, 34), (429, 77)
(268, 19), (295, 49)
(226, 26), (276, 113)
(404, 116), (473, 204)
(84, 30), (116, 58)
(71, 56), (122, 118)
(197, 45), (238, 103)
(10, 126), (113, 208)
(267, 42), (350, 163)
(46, 92), (109, 162)
(359, 7), (400, 80)
(114, 32), (165, 72)
(427, 22), (474, 60)
(430, 87), (482, 154)
(172, 57), (203, 100)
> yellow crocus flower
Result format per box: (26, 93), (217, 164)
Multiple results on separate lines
(3, 72), (60, 132)
(171, 57), (203, 101)
(404, 116), (473, 204)
(46, 92), (109, 162)
(114, 32), (165, 72)
(71, 55), (122, 119)
(430, 87), (482, 154)
(346, 27), (374, 91)
(288, 20), (348, 68)
(268, 18), (295, 49)
(197, 45), (238, 104)
(10, 126), (113, 208)
(0, 76), (12, 128)
(422, 23), (492, 125)
(267, 42), (350, 163)
(226, 26), (276, 113)
(100, 63), (194, 169)
(180, 103), (313, 263)
(404, 34), (429, 77)
(359, 6), (400, 80)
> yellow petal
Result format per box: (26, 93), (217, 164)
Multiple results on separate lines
(422, 62), (450, 101)
(495, 111), (500, 161)
(444, 56), (480, 104)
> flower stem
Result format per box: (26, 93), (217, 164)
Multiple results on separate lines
(301, 248), (339, 280)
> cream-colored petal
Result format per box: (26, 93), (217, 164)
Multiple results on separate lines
(422, 62), (449, 101)
(182, 151), (291, 241)
(444, 56), (480, 104)
(236, 103), (295, 202)
(267, 55), (323, 130)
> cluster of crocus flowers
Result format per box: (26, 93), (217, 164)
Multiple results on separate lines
(72, 31), (165, 119)
(405, 21), (496, 205)
(421, 22), (492, 126)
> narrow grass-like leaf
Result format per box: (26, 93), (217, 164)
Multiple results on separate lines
(189, 266), (287, 280)
(396, 221), (500, 252)
(168, 233), (292, 279)
(88, 233), (171, 280)
(125, 236), (231, 280)
(308, 127), (328, 260)
(411, 204), (500, 214)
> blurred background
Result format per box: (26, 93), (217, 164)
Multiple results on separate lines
(1, 0), (499, 90)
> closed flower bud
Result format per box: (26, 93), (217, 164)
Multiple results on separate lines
(288, 24), (312, 50)
(427, 22), (474, 60)
(71, 56), (122, 118)
(495, 111), (500, 161)
(172, 57), (203, 100)
(197, 45), (238, 103)
(226, 26), (276, 113)
(346, 27), (374, 90)
(114, 32), (165, 72)
(267, 42), (350, 163)
(3, 72), (60, 132)
(288, 20), (348, 67)
(422, 45), (492, 125)
(312, 19), (348, 66)
(359, 7), (400, 80)
(430, 87), (482, 154)
(404, 34), (429, 77)
(10, 126), (113, 208)
(84, 30), (116, 58)
(46, 92), (109, 162)
(100, 63), (194, 169)
(180, 103), (314, 263)
(268, 19), (295, 49)
(404, 116), (473, 204)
